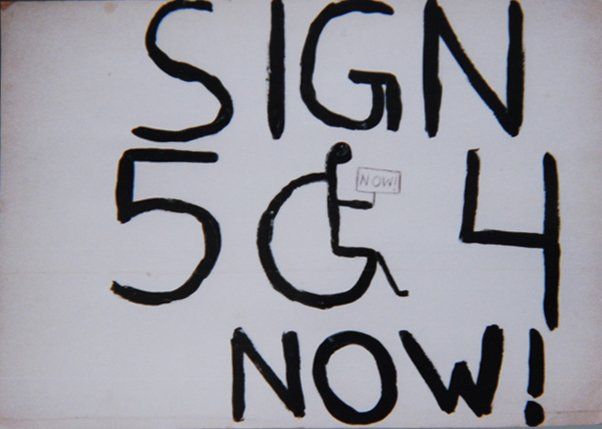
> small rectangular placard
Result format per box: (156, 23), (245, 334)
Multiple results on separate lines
(356, 167), (401, 194)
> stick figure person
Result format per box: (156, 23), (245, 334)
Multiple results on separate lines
(257, 142), (408, 308)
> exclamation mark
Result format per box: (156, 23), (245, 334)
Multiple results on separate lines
(525, 329), (545, 426)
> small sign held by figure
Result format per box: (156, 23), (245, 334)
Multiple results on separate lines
(356, 167), (401, 205)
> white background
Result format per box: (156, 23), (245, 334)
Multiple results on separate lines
(1, 1), (601, 427)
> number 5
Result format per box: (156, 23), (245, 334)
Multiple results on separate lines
(112, 149), (221, 305)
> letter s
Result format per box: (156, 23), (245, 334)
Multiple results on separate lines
(133, 0), (234, 142)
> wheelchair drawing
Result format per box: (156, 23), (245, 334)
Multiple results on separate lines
(257, 142), (408, 309)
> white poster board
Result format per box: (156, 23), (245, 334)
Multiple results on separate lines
(1, 0), (601, 427)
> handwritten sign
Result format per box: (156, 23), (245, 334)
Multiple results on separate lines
(356, 167), (401, 195)
(0, 1), (601, 428)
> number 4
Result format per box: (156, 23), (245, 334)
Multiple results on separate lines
(460, 150), (560, 330)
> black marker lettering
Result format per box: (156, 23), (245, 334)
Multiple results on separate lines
(268, 0), (286, 139)
(133, 0), (233, 142)
(525, 328), (545, 426)
(400, 325), (504, 417)
(423, 0), (523, 137)
(111, 149), (221, 305)
(313, 331), (397, 425)
(231, 328), (305, 421)
(300, 0), (401, 131)
(460, 150), (560, 330)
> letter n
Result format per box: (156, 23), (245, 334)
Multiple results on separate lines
(423, 0), (524, 137)
(231, 328), (305, 421)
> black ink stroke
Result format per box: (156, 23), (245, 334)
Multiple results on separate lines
(111, 149), (221, 305)
(525, 328), (545, 426)
(400, 325), (504, 417)
(460, 150), (560, 330)
(423, 0), (523, 137)
(231, 328), (305, 421)
(257, 142), (407, 309)
(300, 0), (401, 131)
(313, 331), (397, 425)
(268, 0), (285, 139)
(132, 0), (233, 142)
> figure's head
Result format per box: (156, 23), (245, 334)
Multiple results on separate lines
(328, 142), (352, 164)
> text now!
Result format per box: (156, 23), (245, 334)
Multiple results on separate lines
(356, 167), (401, 194)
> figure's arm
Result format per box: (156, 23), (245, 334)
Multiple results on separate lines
(337, 199), (373, 210)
